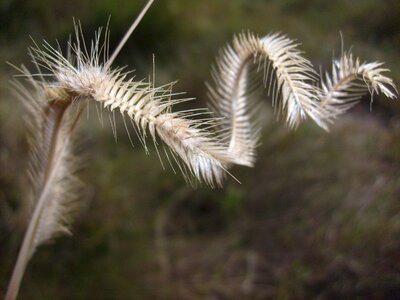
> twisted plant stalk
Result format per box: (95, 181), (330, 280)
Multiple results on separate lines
(207, 33), (397, 164)
(207, 32), (323, 166)
(5, 1), (398, 299)
(319, 52), (397, 124)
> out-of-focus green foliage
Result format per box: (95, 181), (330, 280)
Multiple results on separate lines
(1, 0), (400, 299)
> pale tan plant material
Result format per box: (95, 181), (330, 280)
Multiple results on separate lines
(319, 52), (398, 125)
(5, 1), (398, 299)
(207, 32), (324, 167)
(5, 77), (83, 300)
(28, 27), (235, 187)
(6, 0), (249, 296)
(208, 33), (398, 167)
(7, 1), (237, 298)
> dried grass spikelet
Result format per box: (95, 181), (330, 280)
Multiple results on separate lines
(319, 52), (398, 125)
(28, 23), (235, 188)
(7, 1), (398, 298)
(5, 1), (236, 299)
(18, 81), (82, 244)
(207, 32), (325, 167)
(207, 33), (398, 167)
(5, 68), (84, 300)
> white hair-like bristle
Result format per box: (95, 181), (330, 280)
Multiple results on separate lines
(319, 52), (398, 124)
(207, 32), (324, 167)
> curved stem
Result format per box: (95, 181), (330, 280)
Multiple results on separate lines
(5, 100), (71, 300)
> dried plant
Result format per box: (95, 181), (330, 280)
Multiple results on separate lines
(207, 32), (324, 167)
(5, 1), (398, 299)
(207, 33), (397, 164)
(319, 52), (398, 125)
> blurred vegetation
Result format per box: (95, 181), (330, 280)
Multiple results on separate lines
(1, 0), (400, 299)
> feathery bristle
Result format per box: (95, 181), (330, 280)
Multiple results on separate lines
(207, 32), (324, 167)
(319, 52), (398, 124)
(6, 4), (399, 299)
(26, 22), (234, 187)
(13, 76), (82, 253)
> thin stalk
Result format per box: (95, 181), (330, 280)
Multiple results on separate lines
(105, 0), (154, 68)
(5, 100), (71, 300)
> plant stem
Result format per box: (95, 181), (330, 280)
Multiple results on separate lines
(5, 100), (70, 300)
(106, 0), (154, 68)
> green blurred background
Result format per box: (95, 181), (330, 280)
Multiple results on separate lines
(1, 0), (400, 299)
